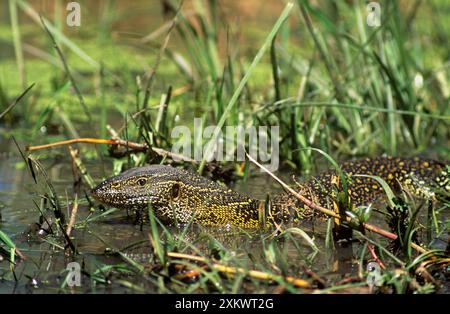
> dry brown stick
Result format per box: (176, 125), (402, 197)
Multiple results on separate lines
(27, 138), (145, 151)
(167, 252), (310, 289)
(107, 125), (204, 166)
(367, 243), (386, 269)
(27, 136), (208, 168)
(14, 248), (27, 261)
(246, 153), (428, 254)
(66, 195), (78, 237)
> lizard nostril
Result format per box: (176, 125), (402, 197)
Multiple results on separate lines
(91, 182), (107, 200)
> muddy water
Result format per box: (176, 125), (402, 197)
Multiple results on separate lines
(0, 137), (448, 293)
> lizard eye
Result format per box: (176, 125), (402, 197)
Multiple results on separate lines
(171, 183), (181, 200)
(137, 178), (147, 186)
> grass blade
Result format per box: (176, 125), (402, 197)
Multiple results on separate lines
(199, 2), (294, 173)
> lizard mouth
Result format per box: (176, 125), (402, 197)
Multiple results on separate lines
(90, 182), (107, 202)
(90, 182), (157, 209)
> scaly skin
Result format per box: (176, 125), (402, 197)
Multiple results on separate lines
(91, 156), (449, 228)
